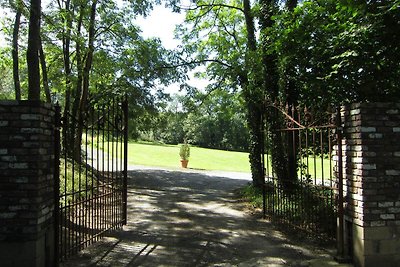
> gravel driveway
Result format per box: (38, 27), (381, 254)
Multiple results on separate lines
(61, 166), (337, 267)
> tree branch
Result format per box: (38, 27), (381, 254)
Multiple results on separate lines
(95, 22), (119, 39)
(220, 19), (240, 48)
(178, 2), (244, 13)
(161, 58), (233, 69)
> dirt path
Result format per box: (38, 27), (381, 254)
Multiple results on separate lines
(61, 167), (337, 267)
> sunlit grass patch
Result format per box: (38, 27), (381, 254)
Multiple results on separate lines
(126, 142), (251, 173)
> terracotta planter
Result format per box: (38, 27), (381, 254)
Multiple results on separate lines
(180, 159), (189, 168)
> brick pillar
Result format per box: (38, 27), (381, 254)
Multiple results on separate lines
(0, 100), (56, 267)
(335, 103), (400, 267)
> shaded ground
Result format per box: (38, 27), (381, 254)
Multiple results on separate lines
(61, 167), (339, 267)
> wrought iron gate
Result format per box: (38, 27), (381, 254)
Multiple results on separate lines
(263, 104), (342, 241)
(54, 96), (128, 262)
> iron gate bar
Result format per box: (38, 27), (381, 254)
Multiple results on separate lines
(336, 108), (345, 257)
(90, 105), (95, 247)
(123, 97), (128, 224)
(54, 103), (61, 267)
(263, 104), (339, 240)
(56, 95), (128, 262)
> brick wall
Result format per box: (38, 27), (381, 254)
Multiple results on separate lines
(0, 100), (55, 267)
(335, 102), (400, 267)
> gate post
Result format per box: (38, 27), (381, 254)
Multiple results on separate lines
(53, 103), (61, 267)
(0, 100), (56, 267)
(335, 102), (400, 267)
(123, 97), (128, 224)
(336, 108), (345, 259)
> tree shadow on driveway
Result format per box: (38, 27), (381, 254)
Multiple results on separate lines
(61, 168), (333, 267)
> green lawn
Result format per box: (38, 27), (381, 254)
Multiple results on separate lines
(299, 156), (333, 182)
(264, 155), (332, 181)
(126, 142), (251, 173)
(104, 141), (333, 178)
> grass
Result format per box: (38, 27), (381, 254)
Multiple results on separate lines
(126, 141), (251, 173)
(240, 182), (336, 241)
(59, 159), (94, 203)
(240, 184), (263, 208)
(264, 156), (332, 182)
(100, 141), (333, 178)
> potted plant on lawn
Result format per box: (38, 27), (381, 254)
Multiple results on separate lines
(179, 141), (190, 168)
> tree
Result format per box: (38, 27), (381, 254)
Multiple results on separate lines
(175, 0), (265, 187)
(240, 0), (265, 187)
(26, 0), (41, 100)
(0, 47), (14, 99)
(283, 0), (298, 184)
(39, 36), (51, 102)
(258, 0), (293, 188)
(260, 0), (400, 189)
(73, 0), (98, 160)
(181, 89), (249, 151)
(270, 0), (400, 107)
(17, 0), (182, 159)
(11, 0), (22, 100)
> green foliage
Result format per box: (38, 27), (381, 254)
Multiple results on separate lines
(269, 184), (336, 238)
(176, 0), (248, 91)
(153, 91), (249, 152)
(179, 142), (190, 160)
(155, 111), (186, 144)
(1, 0), (184, 121)
(3, 0), (397, 194)
(0, 47), (14, 99)
(183, 90), (249, 151)
(242, 181), (336, 239)
(240, 183), (263, 208)
(59, 160), (94, 204)
(270, 0), (400, 107)
(175, 0), (268, 186)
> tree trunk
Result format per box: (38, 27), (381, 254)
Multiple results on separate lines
(243, 0), (256, 51)
(286, 0), (297, 11)
(80, 0), (97, 111)
(259, 0), (292, 189)
(266, 106), (290, 187)
(70, 4), (84, 158)
(74, 0), (98, 161)
(242, 0), (264, 188)
(12, 4), (21, 100)
(72, 4), (84, 120)
(246, 97), (264, 188)
(286, 103), (298, 183)
(59, 0), (72, 153)
(61, 0), (72, 81)
(60, 0), (72, 111)
(39, 36), (51, 102)
(285, 0), (298, 184)
(27, 0), (41, 101)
